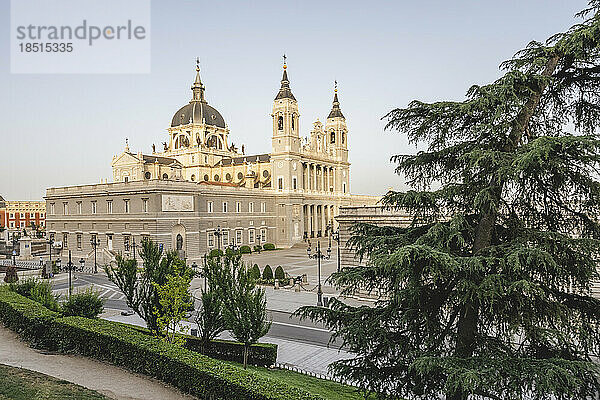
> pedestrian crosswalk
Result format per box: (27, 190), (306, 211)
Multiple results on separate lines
(53, 283), (127, 301)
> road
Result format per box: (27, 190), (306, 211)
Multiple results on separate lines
(52, 272), (345, 348)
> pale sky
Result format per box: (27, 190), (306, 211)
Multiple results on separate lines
(0, 0), (589, 200)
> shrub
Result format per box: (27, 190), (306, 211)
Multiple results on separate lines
(50, 317), (321, 399)
(274, 266), (285, 281)
(30, 281), (60, 312)
(253, 245), (262, 253)
(61, 288), (104, 319)
(3, 265), (18, 283)
(184, 336), (277, 367)
(240, 245), (252, 254)
(209, 248), (224, 257)
(250, 264), (261, 280)
(9, 278), (37, 297)
(262, 265), (273, 280)
(0, 288), (57, 348)
(263, 243), (276, 251)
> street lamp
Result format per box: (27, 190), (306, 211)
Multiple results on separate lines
(131, 237), (139, 262)
(214, 225), (222, 252)
(90, 236), (100, 274)
(328, 223), (341, 273)
(307, 240), (331, 307)
(48, 236), (55, 276)
(61, 250), (83, 298)
(11, 250), (16, 267)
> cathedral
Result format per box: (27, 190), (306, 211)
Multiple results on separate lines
(45, 59), (377, 262)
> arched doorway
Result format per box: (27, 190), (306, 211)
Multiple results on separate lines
(171, 224), (186, 257)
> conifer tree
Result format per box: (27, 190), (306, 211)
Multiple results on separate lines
(298, 3), (600, 399)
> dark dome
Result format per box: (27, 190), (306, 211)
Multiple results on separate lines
(171, 102), (226, 128)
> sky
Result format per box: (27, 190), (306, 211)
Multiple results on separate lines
(0, 0), (590, 200)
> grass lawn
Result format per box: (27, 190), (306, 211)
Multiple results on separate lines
(0, 364), (108, 400)
(223, 361), (373, 400)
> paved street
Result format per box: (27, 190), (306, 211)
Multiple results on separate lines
(49, 245), (373, 376)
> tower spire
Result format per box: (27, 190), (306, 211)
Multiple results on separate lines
(191, 57), (206, 103)
(275, 55), (296, 101)
(328, 80), (344, 119)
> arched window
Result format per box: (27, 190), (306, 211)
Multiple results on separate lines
(190, 174), (196, 181)
(214, 174), (220, 182)
(278, 116), (283, 131)
(330, 131), (336, 144)
(204, 174), (209, 181)
(237, 172), (244, 180)
(291, 114), (295, 130)
(206, 135), (222, 149)
(176, 234), (183, 251)
(162, 173), (168, 180)
(342, 132), (346, 144)
(226, 173), (232, 181)
(144, 171), (151, 180)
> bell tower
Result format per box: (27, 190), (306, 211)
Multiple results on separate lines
(324, 81), (350, 194)
(272, 56), (301, 155)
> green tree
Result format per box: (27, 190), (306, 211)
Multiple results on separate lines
(274, 266), (285, 281)
(262, 264), (273, 280)
(225, 264), (271, 369)
(106, 239), (192, 335)
(154, 264), (193, 344)
(250, 264), (261, 280)
(194, 289), (226, 352)
(297, 4), (600, 400)
(207, 252), (271, 369)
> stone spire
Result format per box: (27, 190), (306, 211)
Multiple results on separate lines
(191, 57), (206, 103)
(275, 55), (296, 101)
(328, 80), (344, 119)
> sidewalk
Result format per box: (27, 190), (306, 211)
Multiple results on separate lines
(0, 325), (194, 400)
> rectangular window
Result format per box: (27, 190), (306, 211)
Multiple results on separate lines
(77, 202), (82, 215)
(124, 200), (130, 213)
(261, 202), (266, 213)
(9, 221), (14, 229)
(236, 230), (242, 245)
(63, 203), (68, 215)
(91, 202), (97, 214)
(207, 232), (214, 248)
(107, 201), (113, 214)
(222, 202), (228, 213)
(278, 177), (283, 191)
(222, 230), (229, 247)
(249, 229), (255, 244)
(63, 233), (68, 248)
(77, 234), (82, 250)
(40, 213), (45, 218)
(124, 235), (131, 251)
(39, 221), (44, 227)
(20, 213), (25, 219)
(249, 202), (254, 213)
(49, 204), (55, 215)
(236, 202), (241, 213)
(20, 221), (25, 228)
(9, 212), (14, 219)
(260, 228), (267, 243)
(207, 201), (213, 213)
(292, 176), (297, 190)
(142, 199), (148, 213)
(343, 182), (347, 194)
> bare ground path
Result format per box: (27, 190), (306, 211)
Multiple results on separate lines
(0, 326), (197, 400)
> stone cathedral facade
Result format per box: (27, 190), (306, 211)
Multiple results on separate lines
(45, 61), (377, 263)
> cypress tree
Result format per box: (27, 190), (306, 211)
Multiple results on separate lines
(297, 4), (600, 399)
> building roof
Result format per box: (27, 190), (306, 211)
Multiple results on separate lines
(142, 155), (180, 166)
(274, 67), (296, 101)
(327, 91), (345, 119)
(199, 181), (239, 187)
(171, 101), (226, 128)
(216, 154), (271, 166)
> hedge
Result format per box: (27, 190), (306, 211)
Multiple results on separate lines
(0, 289), (322, 400)
(240, 245), (252, 254)
(50, 317), (320, 400)
(184, 336), (277, 367)
(0, 287), (57, 349)
(263, 243), (276, 250)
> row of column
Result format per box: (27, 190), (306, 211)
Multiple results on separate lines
(304, 163), (336, 193)
(303, 204), (337, 239)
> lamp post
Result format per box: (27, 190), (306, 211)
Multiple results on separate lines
(307, 240), (331, 307)
(11, 250), (16, 267)
(62, 250), (82, 298)
(328, 223), (341, 273)
(90, 236), (100, 274)
(215, 225), (222, 252)
(203, 253), (208, 291)
(48, 236), (54, 275)
(131, 237), (138, 262)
